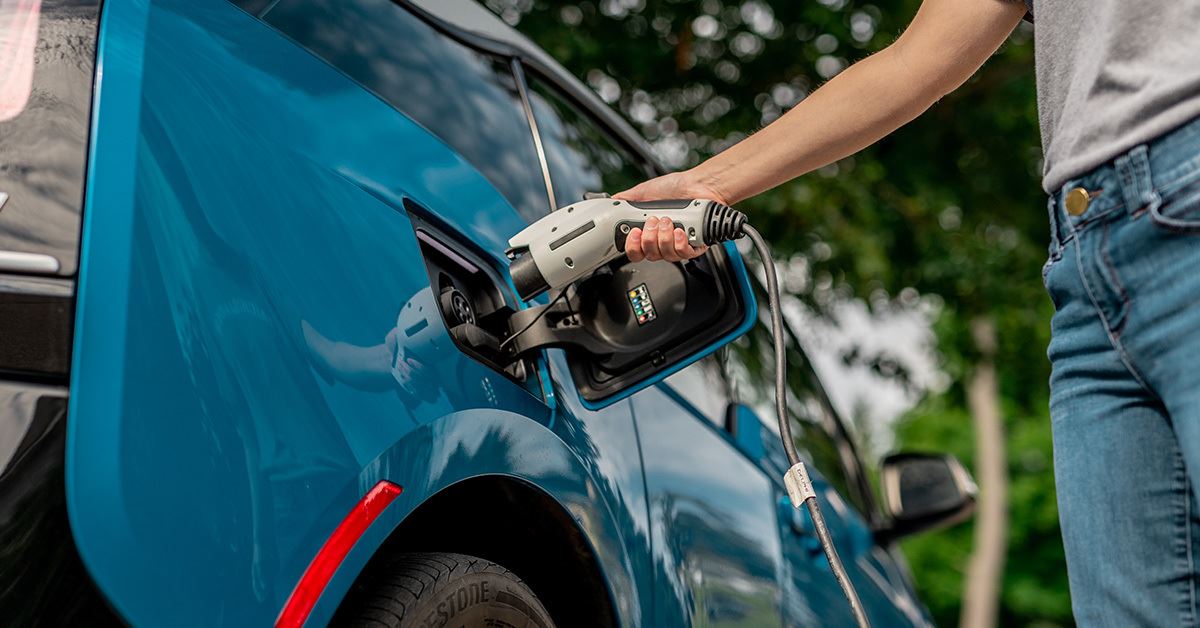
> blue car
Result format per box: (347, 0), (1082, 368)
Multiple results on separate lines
(0, 1), (976, 625)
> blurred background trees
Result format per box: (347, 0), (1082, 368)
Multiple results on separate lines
(485, 0), (1070, 625)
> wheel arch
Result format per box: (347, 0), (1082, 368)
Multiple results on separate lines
(343, 475), (619, 628)
(301, 409), (640, 627)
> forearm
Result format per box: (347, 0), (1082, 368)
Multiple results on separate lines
(693, 49), (940, 204)
(687, 0), (1025, 205)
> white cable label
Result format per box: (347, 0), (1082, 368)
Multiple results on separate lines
(784, 461), (817, 508)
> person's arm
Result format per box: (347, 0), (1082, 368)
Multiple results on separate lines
(619, 0), (1027, 263)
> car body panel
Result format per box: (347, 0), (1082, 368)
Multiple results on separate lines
(68, 1), (647, 624)
(58, 1), (933, 626)
(300, 404), (649, 627)
(631, 384), (786, 626)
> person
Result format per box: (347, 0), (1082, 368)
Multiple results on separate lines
(617, 0), (1200, 625)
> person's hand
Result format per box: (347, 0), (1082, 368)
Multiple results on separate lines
(614, 171), (728, 263)
(392, 356), (423, 387)
(621, 215), (709, 263)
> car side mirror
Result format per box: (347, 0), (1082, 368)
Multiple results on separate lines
(876, 452), (977, 543)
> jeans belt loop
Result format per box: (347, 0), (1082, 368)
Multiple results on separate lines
(1046, 194), (1064, 253)
(1114, 144), (1154, 213)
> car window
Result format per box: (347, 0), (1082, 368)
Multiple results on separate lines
(723, 319), (872, 515)
(262, 0), (550, 222)
(0, 0), (100, 276)
(663, 356), (731, 427)
(525, 76), (653, 207)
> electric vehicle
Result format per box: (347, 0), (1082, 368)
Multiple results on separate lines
(0, 0), (977, 625)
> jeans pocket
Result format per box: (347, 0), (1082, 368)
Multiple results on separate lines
(1149, 168), (1200, 232)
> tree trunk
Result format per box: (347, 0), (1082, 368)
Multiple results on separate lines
(675, 27), (693, 73)
(960, 316), (1008, 628)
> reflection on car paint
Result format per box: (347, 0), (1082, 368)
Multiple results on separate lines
(53, 0), (936, 626)
(69, 1), (559, 623)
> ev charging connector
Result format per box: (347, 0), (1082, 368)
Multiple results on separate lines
(505, 196), (747, 301)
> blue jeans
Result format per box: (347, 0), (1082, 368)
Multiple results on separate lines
(1045, 116), (1200, 627)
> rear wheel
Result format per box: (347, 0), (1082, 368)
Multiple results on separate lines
(333, 551), (555, 628)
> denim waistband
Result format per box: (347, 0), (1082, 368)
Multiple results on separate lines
(1048, 115), (1200, 250)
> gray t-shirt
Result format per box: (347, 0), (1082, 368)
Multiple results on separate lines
(1030, 0), (1200, 193)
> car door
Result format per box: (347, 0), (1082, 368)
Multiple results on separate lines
(724, 318), (930, 626)
(523, 73), (785, 625)
(632, 359), (787, 626)
(68, 1), (575, 623)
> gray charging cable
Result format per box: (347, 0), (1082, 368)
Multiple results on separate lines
(744, 224), (871, 628)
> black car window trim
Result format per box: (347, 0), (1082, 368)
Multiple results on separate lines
(521, 63), (661, 184)
(510, 60), (559, 216)
(395, 0), (558, 216)
(401, 0), (662, 183)
(402, 0), (660, 177)
(518, 56), (662, 177)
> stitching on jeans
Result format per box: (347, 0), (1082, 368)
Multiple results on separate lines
(1071, 203), (1126, 233)
(1176, 458), (1187, 625)
(1148, 181), (1200, 232)
(1186, 473), (1197, 627)
(1099, 222), (1131, 337)
(1157, 160), (1200, 197)
(1178, 455), (1198, 628)
(1069, 229), (1157, 396)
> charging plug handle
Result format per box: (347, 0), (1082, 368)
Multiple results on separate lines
(508, 199), (749, 302)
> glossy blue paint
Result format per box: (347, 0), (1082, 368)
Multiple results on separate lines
(65, 0), (931, 626)
(303, 407), (648, 626)
(631, 384), (785, 625)
(69, 1), (604, 624)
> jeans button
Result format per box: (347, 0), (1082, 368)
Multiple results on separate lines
(1066, 187), (1090, 216)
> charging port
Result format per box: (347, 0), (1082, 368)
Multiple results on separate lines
(405, 202), (537, 391)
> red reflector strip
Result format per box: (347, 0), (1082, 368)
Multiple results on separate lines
(276, 480), (403, 628)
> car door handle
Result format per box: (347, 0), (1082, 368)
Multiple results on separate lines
(778, 495), (809, 534)
(778, 495), (827, 558)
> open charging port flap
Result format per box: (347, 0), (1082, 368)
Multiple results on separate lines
(493, 243), (753, 405)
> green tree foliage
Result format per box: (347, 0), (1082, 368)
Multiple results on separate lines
(897, 377), (1071, 625)
(490, 0), (1070, 624)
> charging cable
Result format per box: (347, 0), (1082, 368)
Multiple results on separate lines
(744, 224), (871, 628)
(499, 287), (571, 354)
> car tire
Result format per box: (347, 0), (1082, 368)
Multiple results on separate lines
(333, 551), (555, 628)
